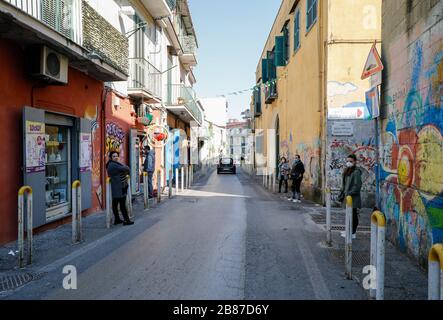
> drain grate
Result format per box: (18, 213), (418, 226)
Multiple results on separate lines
(0, 272), (46, 293)
(328, 250), (370, 267)
(331, 225), (371, 232)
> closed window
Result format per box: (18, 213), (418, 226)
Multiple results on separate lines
(306, 0), (318, 31)
(294, 10), (300, 51)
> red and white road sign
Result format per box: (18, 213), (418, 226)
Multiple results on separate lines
(361, 44), (384, 80)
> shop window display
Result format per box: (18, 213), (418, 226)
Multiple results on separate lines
(45, 125), (71, 220)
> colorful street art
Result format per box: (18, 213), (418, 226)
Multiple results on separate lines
(106, 122), (125, 155)
(381, 18), (443, 264)
(327, 136), (376, 204)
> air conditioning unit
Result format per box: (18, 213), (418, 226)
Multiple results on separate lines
(27, 45), (68, 84)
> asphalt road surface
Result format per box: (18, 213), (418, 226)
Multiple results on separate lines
(4, 169), (366, 300)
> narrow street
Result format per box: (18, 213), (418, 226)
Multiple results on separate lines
(2, 169), (367, 300)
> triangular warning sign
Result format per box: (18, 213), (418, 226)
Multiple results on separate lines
(361, 44), (384, 80)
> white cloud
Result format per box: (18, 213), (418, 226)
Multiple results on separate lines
(327, 82), (358, 97)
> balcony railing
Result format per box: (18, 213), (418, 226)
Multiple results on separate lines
(128, 58), (162, 99)
(165, 0), (176, 11)
(264, 82), (278, 104)
(166, 84), (202, 124)
(4, 0), (83, 44)
(180, 34), (197, 55)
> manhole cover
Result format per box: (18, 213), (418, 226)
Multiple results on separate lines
(0, 272), (47, 293)
(328, 250), (370, 267)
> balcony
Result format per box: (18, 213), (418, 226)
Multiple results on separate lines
(264, 81), (278, 104)
(165, 84), (202, 125)
(3, 0), (82, 44)
(128, 58), (162, 102)
(179, 34), (197, 67)
(166, 0), (176, 11)
(140, 0), (171, 19)
(0, 0), (128, 81)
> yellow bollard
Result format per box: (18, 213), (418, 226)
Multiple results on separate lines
(72, 180), (82, 244)
(18, 186), (33, 268)
(345, 196), (353, 279)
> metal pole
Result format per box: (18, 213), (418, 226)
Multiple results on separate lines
(26, 190), (33, 265)
(169, 169), (173, 198)
(345, 196), (353, 279)
(176, 167), (179, 194)
(126, 176), (133, 219)
(143, 172), (149, 210)
(428, 244), (443, 300)
(326, 188), (332, 246)
(72, 181), (81, 244)
(181, 166), (184, 192)
(106, 177), (112, 228)
(77, 184), (82, 242)
(157, 169), (161, 203)
(377, 223), (386, 300)
(262, 168), (265, 186)
(272, 170), (276, 193)
(370, 217), (377, 299)
(17, 186), (32, 268)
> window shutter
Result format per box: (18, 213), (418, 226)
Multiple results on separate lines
(283, 28), (289, 63)
(267, 51), (276, 80)
(262, 58), (268, 83)
(275, 36), (285, 67)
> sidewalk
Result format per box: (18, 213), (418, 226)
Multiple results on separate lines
(247, 169), (428, 300)
(0, 178), (191, 295)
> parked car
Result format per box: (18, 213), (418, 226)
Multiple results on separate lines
(217, 158), (236, 174)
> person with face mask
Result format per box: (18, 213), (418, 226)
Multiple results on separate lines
(338, 154), (362, 239)
(289, 155), (305, 203)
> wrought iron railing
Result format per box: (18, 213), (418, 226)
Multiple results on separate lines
(128, 58), (162, 99)
(264, 82), (278, 104)
(166, 84), (202, 124)
(4, 0), (83, 44)
(165, 0), (176, 11)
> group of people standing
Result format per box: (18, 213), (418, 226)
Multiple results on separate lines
(105, 146), (156, 226)
(277, 154), (362, 239)
(277, 155), (305, 203)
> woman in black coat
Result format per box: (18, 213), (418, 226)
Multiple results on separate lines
(106, 151), (134, 225)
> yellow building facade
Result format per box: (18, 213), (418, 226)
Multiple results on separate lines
(253, 0), (381, 204)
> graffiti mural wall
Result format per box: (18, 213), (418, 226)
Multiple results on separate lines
(380, 4), (443, 265)
(327, 120), (376, 206)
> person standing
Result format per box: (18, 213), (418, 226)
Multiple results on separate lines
(106, 151), (134, 226)
(278, 157), (290, 193)
(143, 146), (156, 198)
(338, 154), (362, 239)
(289, 155), (305, 203)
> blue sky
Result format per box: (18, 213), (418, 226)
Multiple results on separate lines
(188, 0), (281, 120)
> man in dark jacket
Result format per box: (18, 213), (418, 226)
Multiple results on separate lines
(289, 155), (305, 203)
(143, 146), (155, 198)
(338, 154), (362, 239)
(106, 151), (134, 225)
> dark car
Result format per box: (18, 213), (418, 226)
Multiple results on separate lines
(217, 158), (236, 174)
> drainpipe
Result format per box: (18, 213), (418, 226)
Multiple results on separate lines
(101, 86), (111, 209)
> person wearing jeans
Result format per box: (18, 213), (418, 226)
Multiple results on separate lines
(106, 151), (134, 226)
(143, 146), (156, 198)
(278, 157), (290, 193)
(289, 155), (305, 203)
(338, 154), (362, 239)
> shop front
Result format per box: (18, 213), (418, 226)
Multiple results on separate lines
(23, 106), (92, 228)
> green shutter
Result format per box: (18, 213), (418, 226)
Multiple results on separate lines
(262, 58), (268, 83)
(283, 27), (288, 62)
(275, 36), (285, 67)
(267, 51), (276, 80)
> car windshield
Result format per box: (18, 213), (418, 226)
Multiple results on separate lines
(221, 158), (232, 165)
